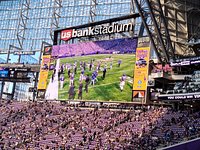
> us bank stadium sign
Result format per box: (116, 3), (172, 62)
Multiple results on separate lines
(61, 22), (133, 41)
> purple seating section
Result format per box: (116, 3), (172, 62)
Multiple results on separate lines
(52, 38), (138, 58)
(0, 101), (200, 149)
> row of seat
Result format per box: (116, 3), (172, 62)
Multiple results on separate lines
(1, 101), (200, 149)
(166, 70), (200, 94)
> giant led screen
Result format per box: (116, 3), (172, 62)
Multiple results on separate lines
(46, 38), (137, 102)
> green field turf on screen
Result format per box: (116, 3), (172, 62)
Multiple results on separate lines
(48, 54), (135, 102)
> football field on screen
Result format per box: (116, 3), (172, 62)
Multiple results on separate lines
(49, 54), (135, 102)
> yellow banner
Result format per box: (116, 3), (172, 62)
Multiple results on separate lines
(37, 55), (51, 90)
(133, 47), (150, 90)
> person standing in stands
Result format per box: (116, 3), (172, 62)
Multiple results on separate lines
(60, 75), (65, 89)
(85, 74), (90, 93)
(78, 81), (83, 99)
(102, 67), (107, 80)
(68, 84), (75, 100)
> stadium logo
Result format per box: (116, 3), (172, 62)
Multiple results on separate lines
(61, 23), (133, 41)
(61, 29), (73, 41)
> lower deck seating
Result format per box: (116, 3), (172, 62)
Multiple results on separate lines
(0, 101), (200, 149)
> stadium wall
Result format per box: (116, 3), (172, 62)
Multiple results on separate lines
(161, 137), (200, 150)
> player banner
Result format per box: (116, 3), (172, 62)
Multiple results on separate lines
(132, 47), (150, 103)
(38, 54), (51, 90)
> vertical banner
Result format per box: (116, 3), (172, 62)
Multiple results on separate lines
(132, 47), (150, 103)
(37, 46), (52, 90)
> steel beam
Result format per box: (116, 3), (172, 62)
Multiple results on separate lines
(134, 0), (175, 63)
(89, 0), (97, 23)
(16, 0), (30, 50)
(156, 0), (174, 57)
(146, 0), (169, 61)
(50, 0), (63, 41)
(134, 0), (162, 62)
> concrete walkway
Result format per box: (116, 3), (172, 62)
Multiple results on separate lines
(45, 59), (60, 100)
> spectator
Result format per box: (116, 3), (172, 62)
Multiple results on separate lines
(0, 101), (200, 149)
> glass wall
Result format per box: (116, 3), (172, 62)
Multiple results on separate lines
(0, 0), (21, 51)
(0, 0), (134, 55)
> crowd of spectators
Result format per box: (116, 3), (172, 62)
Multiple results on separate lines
(0, 100), (200, 149)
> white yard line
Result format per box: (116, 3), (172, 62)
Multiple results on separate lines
(45, 59), (60, 100)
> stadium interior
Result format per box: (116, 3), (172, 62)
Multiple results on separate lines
(0, 0), (200, 149)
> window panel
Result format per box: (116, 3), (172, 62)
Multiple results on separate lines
(0, 0), (134, 51)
